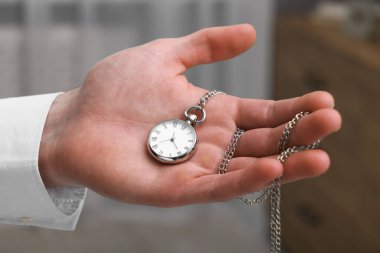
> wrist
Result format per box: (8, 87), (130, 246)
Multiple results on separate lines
(39, 88), (79, 187)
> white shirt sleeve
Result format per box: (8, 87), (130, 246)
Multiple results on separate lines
(0, 93), (87, 230)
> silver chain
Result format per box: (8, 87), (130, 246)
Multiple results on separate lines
(218, 111), (321, 253)
(198, 92), (321, 253)
(198, 90), (226, 108)
(269, 112), (321, 253)
(218, 128), (244, 174)
(278, 111), (314, 153)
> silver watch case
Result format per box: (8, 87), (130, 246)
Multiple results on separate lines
(147, 120), (197, 164)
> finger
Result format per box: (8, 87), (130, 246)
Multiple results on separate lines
(175, 24), (256, 70)
(180, 157), (282, 203)
(227, 150), (330, 183)
(235, 108), (342, 157)
(235, 91), (336, 130)
(281, 149), (330, 182)
(220, 151), (329, 204)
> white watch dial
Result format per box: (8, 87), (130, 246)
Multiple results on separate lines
(148, 119), (197, 163)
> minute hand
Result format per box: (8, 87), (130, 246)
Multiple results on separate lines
(172, 140), (179, 150)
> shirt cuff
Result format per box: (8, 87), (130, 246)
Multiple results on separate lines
(0, 93), (87, 230)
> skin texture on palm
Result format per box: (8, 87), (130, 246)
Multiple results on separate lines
(38, 24), (342, 207)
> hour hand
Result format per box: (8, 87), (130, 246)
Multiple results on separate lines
(159, 138), (171, 143)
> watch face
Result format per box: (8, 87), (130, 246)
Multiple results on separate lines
(147, 119), (197, 163)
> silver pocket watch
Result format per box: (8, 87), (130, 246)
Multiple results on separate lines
(147, 106), (205, 164)
(147, 90), (224, 164)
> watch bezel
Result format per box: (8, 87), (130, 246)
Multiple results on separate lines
(147, 119), (197, 164)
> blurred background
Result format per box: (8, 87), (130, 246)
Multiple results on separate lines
(0, 0), (379, 252)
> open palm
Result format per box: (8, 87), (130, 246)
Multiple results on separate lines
(41, 24), (341, 207)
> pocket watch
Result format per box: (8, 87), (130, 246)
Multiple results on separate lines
(147, 106), (204, 164)
(147, 90), (224, 164)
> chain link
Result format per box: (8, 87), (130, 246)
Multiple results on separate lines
(198, 93), (322, 253)
(278, 111), (311, 153)
(269, 112), (321, 253)
(269, 177), (281, 253)
(198, 90), (226, 108)
(218, 128), (244, 174)
(218, 111), (321, 253)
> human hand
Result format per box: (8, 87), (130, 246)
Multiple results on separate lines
(39, 24), (341, 207)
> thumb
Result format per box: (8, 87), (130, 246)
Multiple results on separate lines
(176, 24), (256, 70)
